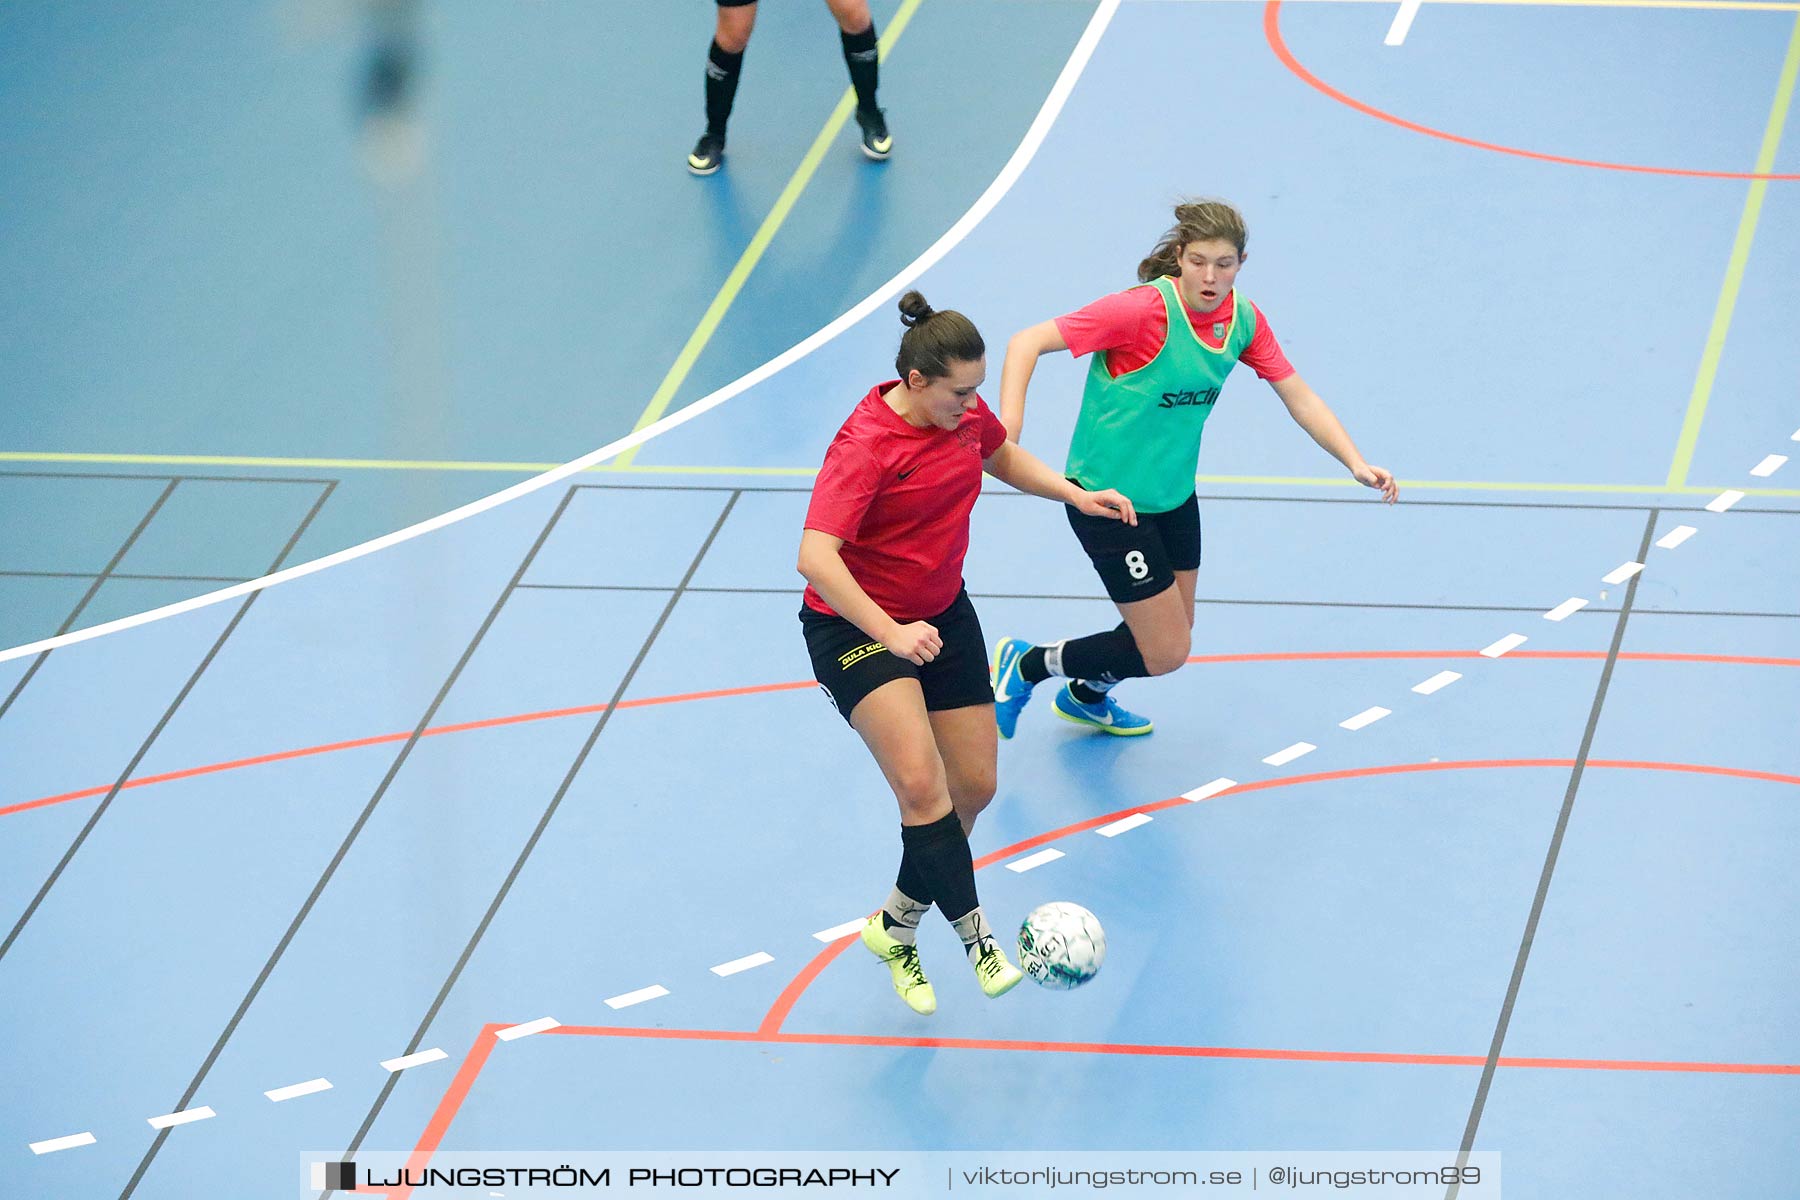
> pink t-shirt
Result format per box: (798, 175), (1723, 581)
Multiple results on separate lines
(803, 384), (1009, 622)
(1054, 285), (1295, 381)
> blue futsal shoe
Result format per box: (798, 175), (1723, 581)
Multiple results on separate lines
(991, 637), (1038, 740)
(1051, 683), (1154, 736)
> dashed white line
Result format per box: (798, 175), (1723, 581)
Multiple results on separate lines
(1656, 525), (1697, 549)
(1262, 742), (1316, 767)
(1706, 489), (1746, 513)
(1096, 813), (1153, 837)
(29, 1132), (96, 1155)
(1183, 777), (1237, 802)
(1602, 562), (1644, 585)
(1544, 598), (1588, 622)
(1750, 453), (1787, 477)
(1413, 670), (1462, 695)
(1339, 706), (1391, 731)
(381, 1048), (449, 1073)
(1006, 848), (1065, 873)
(495, 1017), (559, 1042)
(813, 918), (866, 943)
(1480, 634), (1528, 658)
(711, 951), (774, 977)
(1384, 0), (1422, 45)
(265, 1078), (332, 1103)
(604, 985), (669, 1011)
(147, 1107), (216, 1130)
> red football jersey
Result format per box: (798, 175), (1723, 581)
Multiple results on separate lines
(803, 382), (1008, 623)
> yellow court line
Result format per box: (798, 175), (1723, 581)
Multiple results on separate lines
(1666, 13), (1800, 488)
(612, 0), (926, 469)
(6, 452), (1797, 497)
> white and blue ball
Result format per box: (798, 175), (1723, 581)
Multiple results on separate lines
(1017, 901), (1106, 990)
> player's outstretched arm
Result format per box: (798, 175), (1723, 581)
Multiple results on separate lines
(1269, 373), (1399, 503)
(998, 320), (1069, 443)
(982, 440), (1136, 525)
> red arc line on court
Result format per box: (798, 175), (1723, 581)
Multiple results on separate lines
(6, 649), (1795, 821)
(1265, 1), (1800, 181)
(384, 758), (1800, 1199)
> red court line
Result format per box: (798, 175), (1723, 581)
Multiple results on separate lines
(382, 756), (1799, 1199)
(1265, 1), (1800, 181)
(548, 1023), (1799, 1077)
(7, 650), (1795, 821)
(758, 757), (1800, 1037)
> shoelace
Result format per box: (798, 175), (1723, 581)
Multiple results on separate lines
(893, 944), (928, 988)
(974, 945), (1009, 980)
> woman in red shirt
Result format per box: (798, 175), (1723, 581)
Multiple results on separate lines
(798, 290), (1135, 1015)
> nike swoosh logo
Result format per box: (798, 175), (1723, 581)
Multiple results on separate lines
(897, 466), (919, 480)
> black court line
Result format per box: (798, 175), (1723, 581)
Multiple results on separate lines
(112, 483), (591, 1200)
(0, 480), (335, 966)
(510, 582), (1799, 622)
(0, 478), (180, 724)
(568, 481), (1800, 516)
(0, 570), (247, 584)
(1444, 509), (1659, 1199)
(324, 490), (742, 1196)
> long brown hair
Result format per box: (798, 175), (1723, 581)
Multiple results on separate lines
(1136, 199), (1248, 282)
(894, 291), (984, 380)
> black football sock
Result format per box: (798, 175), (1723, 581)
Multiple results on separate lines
(704, 40), (744, 137)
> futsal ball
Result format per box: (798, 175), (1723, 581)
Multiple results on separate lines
(1017, 902), (1106, 990)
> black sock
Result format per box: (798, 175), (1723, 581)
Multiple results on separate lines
(896, 848), (932, 909)
(1019, 645), (1050, 684)
(899, 811), (979, 924)
(839, 23), (879, 114)
(1068, 680), (1109, 704)
(704, 40), (744, 137)
(1057, 623), (1149, 688)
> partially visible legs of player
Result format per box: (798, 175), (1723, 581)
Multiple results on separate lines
(821, 0), (891, 159)
(852, 681), (1020, 1013)
(688, 0), (757, 175)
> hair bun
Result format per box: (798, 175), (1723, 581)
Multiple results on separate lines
(897, 290), (935, 328)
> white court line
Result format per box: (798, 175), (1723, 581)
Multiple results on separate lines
(1656, 525), (1697, 549)
(0, 1), (1125, 668)
(381, 1047), (449, 1072)
(1384, 0), (1423, 43)
(1340, 706), (1391, 731)
(495, 1017), (559, 1042)
(1183, 777), (1238, 802)
(147, 1106), (215, 1130)
(29, 1131), (96, 1155)
(1262, 742), (1316, 767)
(1007, 848), (1066, 873)
(1480, 634), (1528, 658)
(1706, 489), (1746, 512)
(265, 1078), (332, 1102)
(1413, 670), (1462, 694)
(1096, 812), (1153, 837)
(1602, 562), (1644, 585)
(1750, 453), (1787, 477)
(1792, 427), (1800, 441)
(604, 985), (669, 1010)
(711, 951), (774, 977)
(1544, 598), (1588, 622)
(813, 918), (866, 943)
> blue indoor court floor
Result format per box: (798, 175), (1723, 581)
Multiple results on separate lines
(2, 2), (1797, 1198)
